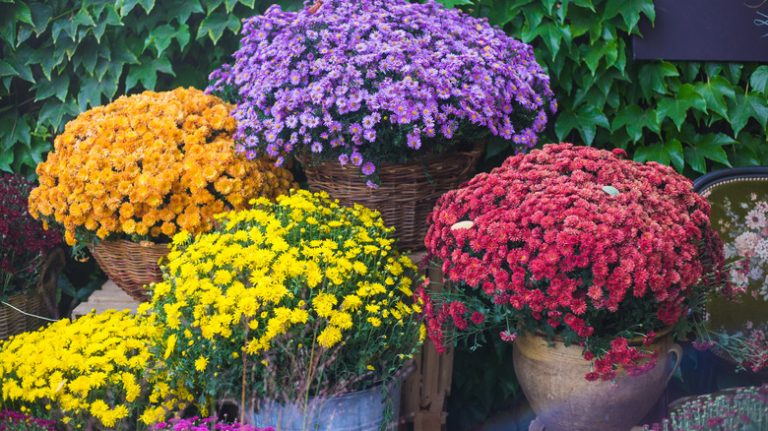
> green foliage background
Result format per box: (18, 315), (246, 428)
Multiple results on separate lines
(0, 0), (302, 177)
(442, 0), (768, 177)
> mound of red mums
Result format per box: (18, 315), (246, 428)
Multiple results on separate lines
(418, 143), (725, 380)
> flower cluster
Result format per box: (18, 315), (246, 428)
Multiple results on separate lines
(641, 384), (768, 431)
(0, 410), (56, 431)
(709, 321), (768, 373)
(0, 174), (61, 296)
(420, 143), (725, 380)
(29, 88), (296, 247)
(153, 417), (273, 431)
(208, 0), (554, 183)
(147, 190), (423, 409)
(718, 193), (768, 300)
(0, 310), (190, 428)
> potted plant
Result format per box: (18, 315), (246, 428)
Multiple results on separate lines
(207, 0), (555, 250)
(28, 88), (296, 300)
(0, 310), (189, 430)
(637, 384), (768, 431)
(0, 173), (63, 338)
(147, 190), (423, 430)
(417, 144), (726, 431)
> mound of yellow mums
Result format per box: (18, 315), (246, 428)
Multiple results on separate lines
(28, 87), (295, 246)
(0, 310), (190, 429)
(147, 189), (424, 409)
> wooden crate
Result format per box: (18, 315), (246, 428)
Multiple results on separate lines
(400, 253), (454, 431)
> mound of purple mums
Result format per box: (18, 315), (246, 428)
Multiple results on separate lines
(208, 0), (554, 184)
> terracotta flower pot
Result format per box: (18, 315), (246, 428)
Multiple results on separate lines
(513, 332), (682, 431)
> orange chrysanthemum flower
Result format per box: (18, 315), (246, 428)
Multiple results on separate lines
(29, 88), (295, 246)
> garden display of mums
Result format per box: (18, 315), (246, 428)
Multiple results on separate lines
(208, 0), (554, 181)
(27, 87), (295, 299)
(146, 190), (423, 427)
(420, 143), (725, 381)
(0, 310), (190, 429)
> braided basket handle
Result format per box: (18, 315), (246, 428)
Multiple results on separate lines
(36, 248), (65, 319)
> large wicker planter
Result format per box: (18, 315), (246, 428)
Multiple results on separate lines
(300, 144), (484, 251)
(0, 249), (64, 339)
(513, 331), (683, 431)
(89, 240), (169, 301)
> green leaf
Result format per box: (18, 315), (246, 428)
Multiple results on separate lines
(729, 94), (768, 136)
(612, 104), (659, 142)
(665, 138), (685, 172)
(14, 2), (33, 26)
(583, 39), (617, 76)
(695, 77), (736, 121)
(125, 57), (174, 90)
(72, 8), (96, 29)
(167, 0), (203, 24)
(554, 105), (610, 145)
(38, 99), (67, 130)
(198, 12), (240, 44)
(0, 60), (17, 77)
(224, 0), (238, 13)
(684, 133), (734, 173)
(33, 74), (70, 103)
(145, 23), (176, 56)
(138, 0), (155, 13)
(77, 79), (102, 111)
(638, 62), (678, 100)
(634, 139), (684, 171)
(655, 84), (706, 131)
(0, 112), (31, 151)
(750, 66), (768, 95)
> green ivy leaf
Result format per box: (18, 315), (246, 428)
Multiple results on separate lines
(684, 133), (734, 173)
(655, 84), (706, 131)
(730, 93), (768, 136)
(125, 56), (174, 90)
(14, 2), (33, 26)
(695, 76), (735, 121)
(198, 12), (240, 44)
(145, 23), (177, 56)
(555, 105), (610, 145)
(33, 74), (70, 103)
(612, 105), (660, 142)
(750, 66), (768, 95)
(0, 59), (17, 77)
(638, 62), (678, 100)
(165, 0), (203, 23)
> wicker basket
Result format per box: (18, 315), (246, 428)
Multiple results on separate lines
(0, 249), (64, 339)
(89, 240), (169, 301)
(300, 144), (484, 251)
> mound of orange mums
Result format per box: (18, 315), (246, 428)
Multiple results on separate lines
(29, 87), (295, 246)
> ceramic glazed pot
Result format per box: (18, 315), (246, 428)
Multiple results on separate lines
(513, 332), (682, 431)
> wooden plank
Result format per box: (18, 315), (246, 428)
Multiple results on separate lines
(72, 280), (140, 317)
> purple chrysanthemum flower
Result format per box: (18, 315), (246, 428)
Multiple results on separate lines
(362, 162), (376, 176)
(339, 153), (350, 165)
(350, 151), (364, 167)
(209, 0), (554, 183)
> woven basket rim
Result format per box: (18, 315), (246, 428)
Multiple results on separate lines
(297, 141), (485, 172)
